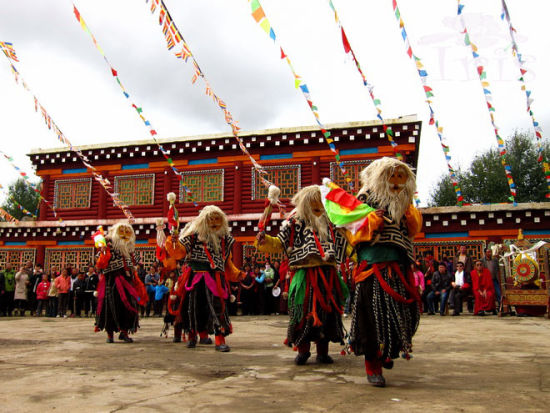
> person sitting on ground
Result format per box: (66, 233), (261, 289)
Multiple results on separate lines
(427, 263), (452, 316)
(471, 260), (497, 316)
(449, 261), (472, 316)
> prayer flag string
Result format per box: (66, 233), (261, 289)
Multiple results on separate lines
(457, 1), (517, 204)
(143, 0), (273, 189)
(501, 0), (550, 199)
(0, 44), (134, 223)
(0, 208), (19, 224)
(72, 4), (199, 207)
(326, 0), (402, 163)
(248, 0), (351, 186)
(0, 145), (60, 223)
(0, 181), (37, 220)
(390, 0), (463, 206)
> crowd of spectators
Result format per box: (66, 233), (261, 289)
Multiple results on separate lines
(415, 246), (502, 316)
(0, 261), (99, 318)
(0, 246), (503, 319)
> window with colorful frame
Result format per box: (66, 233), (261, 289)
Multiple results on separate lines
(114, 174), (155, 206)
(330, 160), (372, 191)
(54, 178), (92, 209)
(179, 169), (224, 203)
(252, 165), (301, 200)
(243, 244), (284, 265)
(0, 248), (36, 269)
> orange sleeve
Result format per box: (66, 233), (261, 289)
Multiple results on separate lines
(96, 247), (111, 270)
(344, 211), (384, 246)
(405, 205), (422, 237)
(225, 253), (244, 283)
(164, 235), (187, 260)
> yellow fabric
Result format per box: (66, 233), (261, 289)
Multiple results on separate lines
(224, 253), (243, 282)
(254, 234), (284, 254)
(165, 235), (186, 260)
(344, 212), (384, 246)
(405, 205), (423, 237)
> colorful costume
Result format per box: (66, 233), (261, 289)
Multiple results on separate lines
(322, 158), (422, 387)
(471, 267), (496, 315)
(94, 223), (147, 343)
(164, 205), (242, 352)
(256, 185), (348, 365)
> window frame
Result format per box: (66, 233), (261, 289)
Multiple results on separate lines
(178, 168), (225, 204)
(53, 178), (92, 210)
(251, 164), (301, 200)
(114, 173), (156, 207)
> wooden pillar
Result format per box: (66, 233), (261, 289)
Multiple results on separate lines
(233, 161), (242, 215)
(97, 173), (108, 219)
(39, 175), (50, 221)
(36, 245), (45, 266)
(233, 241), (243, 269)
(162, 168), (172, 218)
(311, 156), (320, 185)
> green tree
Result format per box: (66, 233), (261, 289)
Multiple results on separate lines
(429, 131), (550, 206)
(1, 178), (41, 220)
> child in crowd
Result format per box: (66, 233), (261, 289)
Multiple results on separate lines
(47, 275), (58, 317)
(35, 273), (50, 316)
(154, 280), (169, 317)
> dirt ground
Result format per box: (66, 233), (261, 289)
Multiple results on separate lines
(0, 313), (548, 413)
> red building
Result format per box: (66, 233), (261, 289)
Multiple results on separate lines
(0, 116), (420, 271)
(0, 114), (548, 273)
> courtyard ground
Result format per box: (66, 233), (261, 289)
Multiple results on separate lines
(0, 313), (548, 412)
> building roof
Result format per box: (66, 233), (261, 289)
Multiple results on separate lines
(28, 115), (419, 156)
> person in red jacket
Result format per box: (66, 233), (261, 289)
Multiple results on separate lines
(471, 260), (496, 316)
(35, 273), (50, 316)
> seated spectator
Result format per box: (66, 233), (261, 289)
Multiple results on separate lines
(427, 263), (452, 316)
(471, 260), (497, 316)
(411, 262), (425, 297)
(449, 262), (472, 316)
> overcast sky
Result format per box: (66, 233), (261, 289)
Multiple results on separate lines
(0, 0), (548, 206)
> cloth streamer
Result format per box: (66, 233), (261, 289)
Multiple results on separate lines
(390, 0), (463, 205)
(248, 0), (351, 186)
(143, 0), (273, 189)
(457, 1), (517, 204)
(73, 4), (199, 207)
(501, 0), (550, 199)
(0, 43), (134, 222)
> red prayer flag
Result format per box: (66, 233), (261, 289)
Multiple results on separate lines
(73, 5), (81, 21)
(341, 28), (351, 53)
(111, 68), (117, 77)
(280, 47), (286, 59)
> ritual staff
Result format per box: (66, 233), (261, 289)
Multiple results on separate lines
(471, 260), (496, 316)
(163, 205), (243, 352)
(94, 223), (148, 343)
(322, 157), (422, 387)
(256, 185), (348, 366)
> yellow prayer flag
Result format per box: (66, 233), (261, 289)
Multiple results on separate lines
(260, 19), (271, 34)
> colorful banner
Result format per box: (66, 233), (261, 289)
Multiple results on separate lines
(143, 0), (273, 189)
(326, 0), (402, 163)
(0, 41), (19, 62)
(0, 147), (59, 221)
(501, 0), (550, 198)
(248, 0), (351, 186)
(0, 207), (19, 224)
(457, 1), (517, 204)
(1, 45), (135, 223)
(390, 0), (464, 205)
(73, 5), (199, 207)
